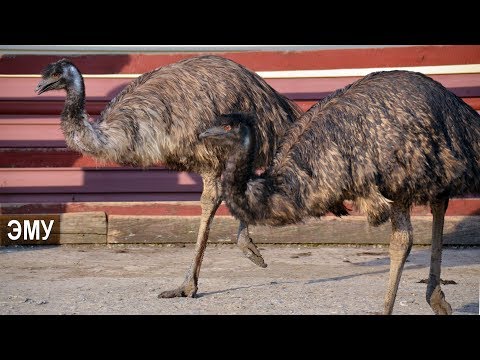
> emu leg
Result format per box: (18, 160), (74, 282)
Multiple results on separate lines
(158, 176), (221, 298)
(426, 199), (452, 315)
(384, 204), (413, 314)
(237, 221), (267, 268)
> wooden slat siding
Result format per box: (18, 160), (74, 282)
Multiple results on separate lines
(1, 48), (479, 217)
(1, 200), (479, 217)
(0, 168), (202, 194)
(1, 46), (479, 74)
(1, 73), (479, 148)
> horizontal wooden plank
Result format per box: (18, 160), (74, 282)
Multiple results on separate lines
(2, 74), (480, 101)
(0, 201), (228, 216)
(0, 148), (121, 167)
(0, 100), (106, 116)
(0, 116), (85, 148)
(0, 212), (106, 245)
(0, 118), (64, 144)
(0, 140), (67, 148)
(42, 233), (106, 244)
(106, 215), (480, 245)
(0, 168), (202, 194)
(1, 46), (479, 73)
(1, 199), (479, 216)
(0, 193), (201, 203)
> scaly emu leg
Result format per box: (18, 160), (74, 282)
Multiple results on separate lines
(237, 221), (267, 268)
(158, 175), (221, 298)
(426, 198), (452, 315)
(384, 203), (413, 314)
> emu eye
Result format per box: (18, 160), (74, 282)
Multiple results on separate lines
(223, 125), (232, 131)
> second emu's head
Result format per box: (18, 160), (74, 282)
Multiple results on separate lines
(35, 58), (82, 94)
(199, 113), (256, 149)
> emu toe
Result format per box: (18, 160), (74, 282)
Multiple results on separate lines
(428, 285), (453, 315)
(238, 236), (267, 268)
(158, 282), (197, 298)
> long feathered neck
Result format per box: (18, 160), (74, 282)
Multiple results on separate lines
(222, 126), (256, 196)
(221, 125), (278, 225)
(62, 68), (86, 120)
(221, 121), (307, 226)
(60, 66), (106, 157)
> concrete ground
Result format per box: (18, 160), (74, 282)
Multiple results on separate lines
(0, 244), (478, 315)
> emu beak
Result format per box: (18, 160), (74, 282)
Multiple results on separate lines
(35, 78), (58, 95)
(199, 127), (229, 139)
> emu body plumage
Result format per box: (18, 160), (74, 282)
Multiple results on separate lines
(36, 56), (301, 298)
(203, 70), (480, 314)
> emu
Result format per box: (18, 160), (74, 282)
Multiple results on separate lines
(35, 56), (301, 298)
(200, 70), (480, 314)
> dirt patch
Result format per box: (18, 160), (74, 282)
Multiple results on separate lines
(0, 244), (478, 315)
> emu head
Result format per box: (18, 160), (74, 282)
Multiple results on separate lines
(199, 112), (256, 149)
(35, 58), (81, 94)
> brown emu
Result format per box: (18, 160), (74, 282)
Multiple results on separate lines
(200, 70), (480, 314)
(35, 56), (301, 298)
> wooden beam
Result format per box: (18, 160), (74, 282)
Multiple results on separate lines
(107, 215), (480, 245)
(0, 212), (106, 245)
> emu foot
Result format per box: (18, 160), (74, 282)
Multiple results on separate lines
(428, 285), (452, 315)
(158, 281), (197, 298)
(238, 236), (267, 268)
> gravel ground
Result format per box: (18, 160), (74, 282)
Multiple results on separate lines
(0, 244), (478, 315)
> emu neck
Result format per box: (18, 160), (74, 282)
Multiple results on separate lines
(62, 71), (87, 121)
(222, 128), (256, 196)
(59, 67), (107, 158)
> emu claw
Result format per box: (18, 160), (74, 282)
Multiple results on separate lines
(238, 236), (267, 268)
(429, 285), (452, 315)
(158, 281), (197, 298)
